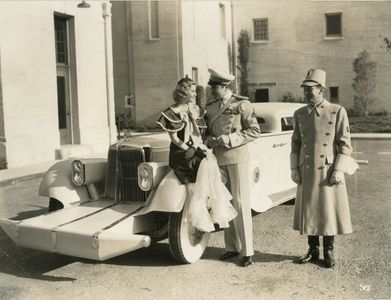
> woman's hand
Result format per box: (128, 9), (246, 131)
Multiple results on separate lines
(185, 147), (196, 160)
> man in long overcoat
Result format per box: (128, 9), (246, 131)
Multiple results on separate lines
(290, 68), (358, 268)
(205, 68), (261, 267)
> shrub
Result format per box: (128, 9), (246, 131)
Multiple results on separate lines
(116, 112), (137, 138)
(280, 92), (304, 103)
(349, 114), (391, 133)
(237, 30), (250, 97)
(346, 107), (356, 117)
(372, 110), (389, 117)
(0, 157), (7, 170)
(352, 50), (377, 117)
(116, 113), (134, 130)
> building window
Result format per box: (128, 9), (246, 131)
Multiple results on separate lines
(329, 86), (339, 103)
(219, 3), (226, 39)
(192, 67), (198, 84)
(253, 18), (268, 41)
(148, 1), (159, 40)
(254, 88), (269, 102)
(55, 17), (68, 64)
(325, 13), (342, 37)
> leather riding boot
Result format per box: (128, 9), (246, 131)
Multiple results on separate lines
(294, 236), (320, 264)
(323, 236), (335, 268)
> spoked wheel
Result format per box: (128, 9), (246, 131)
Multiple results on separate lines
(168, 201), (210, 264)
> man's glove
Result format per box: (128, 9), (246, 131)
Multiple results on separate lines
(204, 136), (218, 149)
(291, 168), (301, 184)
(329, 170), (344, 185)
(184, 147), (196, 160)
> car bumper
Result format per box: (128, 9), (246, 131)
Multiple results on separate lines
(0, 200), (151, 261)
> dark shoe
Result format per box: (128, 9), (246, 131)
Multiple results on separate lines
(323, 235), (335, 268)
(240, 256), (254, 267)
(324, 248), (335, 268)
(219, 251), (239, 261)
(294, 247), (320, 264)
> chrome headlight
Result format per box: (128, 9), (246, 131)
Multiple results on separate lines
(138, 163), (153, 191)
(71, 160), (85, 186)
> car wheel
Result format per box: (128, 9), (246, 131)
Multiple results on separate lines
(48, 198), (64, 212)
(168, 202), (210, 264)
(150, 212), (169, 242)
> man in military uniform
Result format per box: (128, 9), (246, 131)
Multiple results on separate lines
(290, 68), (358, 268)
(205, 68), (261, 267)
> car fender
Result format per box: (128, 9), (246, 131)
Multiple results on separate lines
(249, 182), (273, 213)
(239, 153), (272, 213)
(38, 159), (91, 208)
(135, 170), (186, 216)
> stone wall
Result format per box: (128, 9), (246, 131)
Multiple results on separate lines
(235, 1), (391, 112)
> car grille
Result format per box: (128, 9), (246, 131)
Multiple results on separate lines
(105, 146), (151, 203)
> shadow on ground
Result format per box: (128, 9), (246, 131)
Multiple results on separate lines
(0, 226), (78, 281)
(7, 205), (48, 220)
(202, 246), (297, 266)
(0, 228), (299, 283)
(1, 207), (80, 281)
(104, 241), (176, 267)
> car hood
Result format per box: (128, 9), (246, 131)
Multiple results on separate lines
(110, 132), (170, 150)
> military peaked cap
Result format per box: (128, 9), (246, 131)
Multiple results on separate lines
(208, 68), (235, 86)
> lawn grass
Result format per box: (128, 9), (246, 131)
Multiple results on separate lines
(349, 114), (391, 133)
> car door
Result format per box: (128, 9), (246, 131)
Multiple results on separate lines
(252, 133), (280, 196)
(278, 114), (296, 191)
(260, 114), (295, 195)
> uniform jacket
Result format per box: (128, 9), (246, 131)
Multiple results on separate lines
(206, 94), (261, 166)
(290, 99), (354, 235)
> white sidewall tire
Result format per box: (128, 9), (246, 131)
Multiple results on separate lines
(168, 200), (210, 264)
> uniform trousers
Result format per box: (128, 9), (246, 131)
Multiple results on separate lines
(221, 163), (254, 257)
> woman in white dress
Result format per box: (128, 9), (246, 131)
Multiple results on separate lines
(157, 76), (237, 232)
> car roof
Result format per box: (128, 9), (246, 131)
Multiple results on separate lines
(252, 102), (306, 133)
(252, 102), (306, 117)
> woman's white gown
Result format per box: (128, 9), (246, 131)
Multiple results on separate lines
(187, 149), (237, 232)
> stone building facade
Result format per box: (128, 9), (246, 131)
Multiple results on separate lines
(112, 1), (233, 127)
(234, 1), (391, 112)
(0, 1), (115, 168)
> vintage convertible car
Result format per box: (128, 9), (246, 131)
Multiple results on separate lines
(1, 102), (305, 264)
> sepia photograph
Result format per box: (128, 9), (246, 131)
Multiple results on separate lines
(0, 0), (390, 299)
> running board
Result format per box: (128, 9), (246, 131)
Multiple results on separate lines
(0, 200), (151, 261)
(269, 187), (296, 207)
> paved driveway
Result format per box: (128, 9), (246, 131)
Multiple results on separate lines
(0, 140), (390, 299)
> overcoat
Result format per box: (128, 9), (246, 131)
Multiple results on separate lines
(290, 99), (354, 235)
